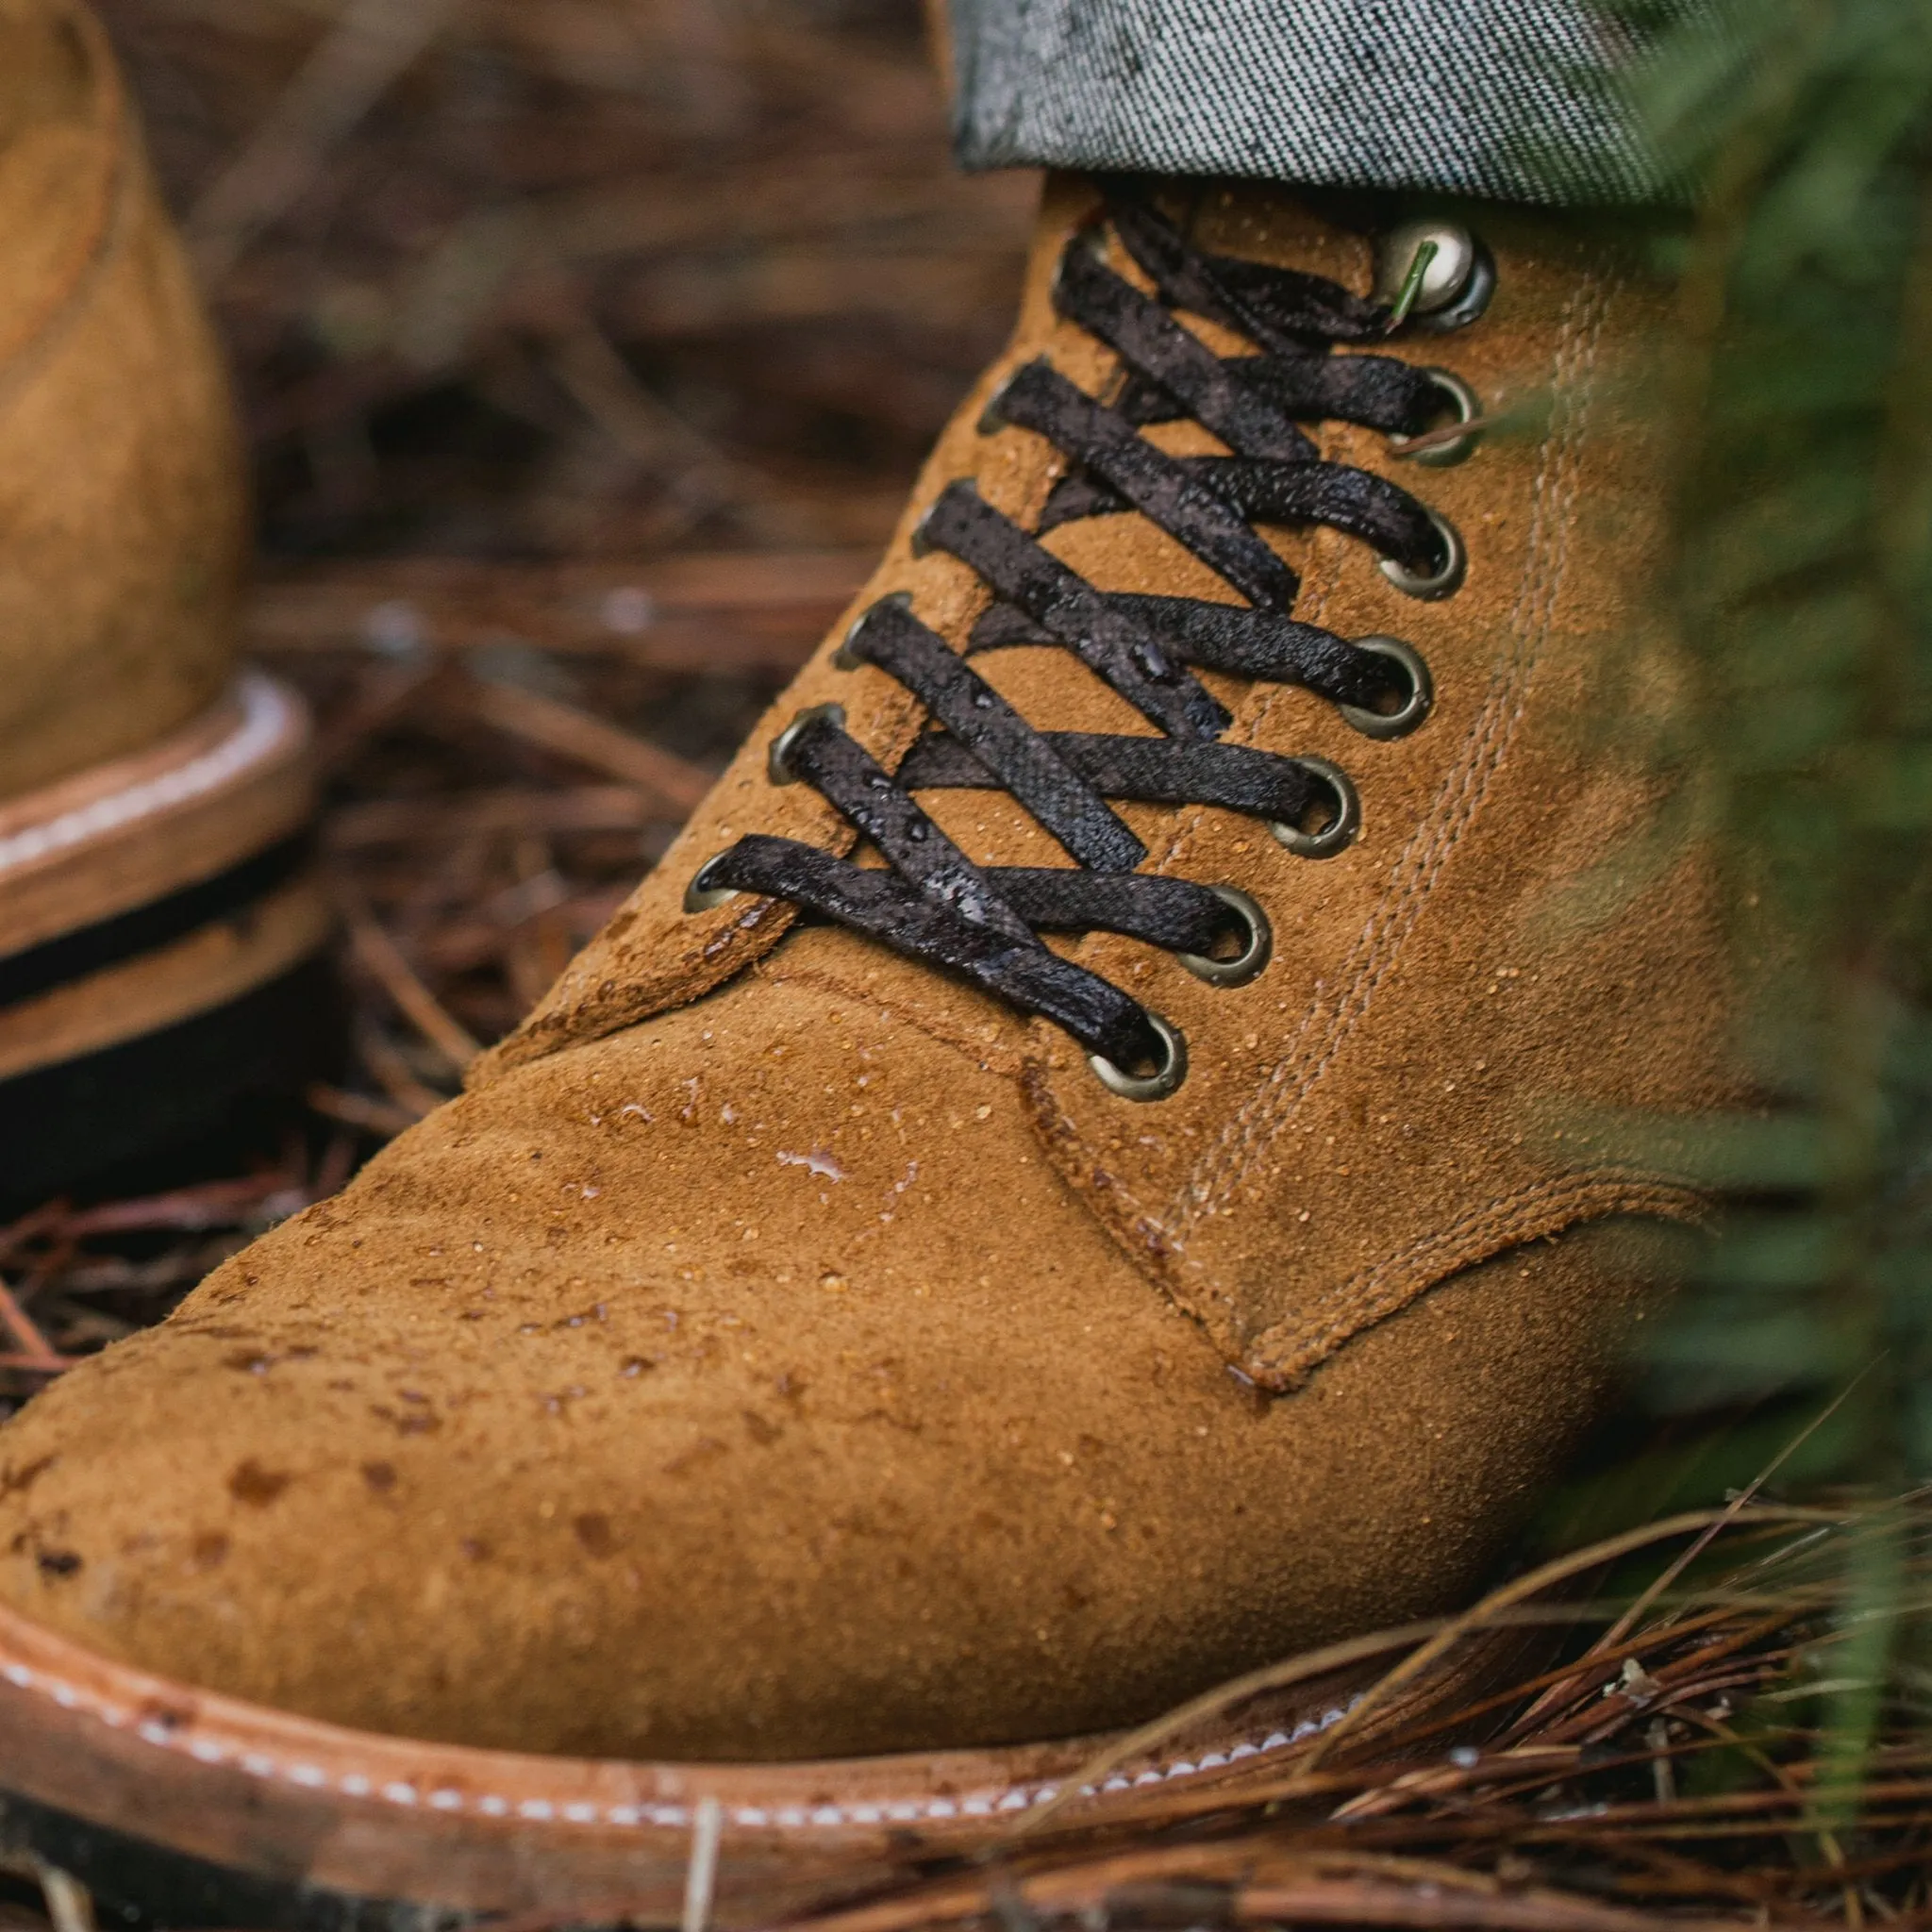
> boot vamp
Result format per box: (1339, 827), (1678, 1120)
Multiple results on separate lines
(0, 939), (1631, 1759)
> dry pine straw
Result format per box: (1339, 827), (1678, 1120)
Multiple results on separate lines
(0, 1), (1924, 1923)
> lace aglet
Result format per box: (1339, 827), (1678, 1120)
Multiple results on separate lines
(1385, 238), (1439, 330)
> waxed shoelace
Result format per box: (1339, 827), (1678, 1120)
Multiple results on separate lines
(691, 190), (1468, 1085)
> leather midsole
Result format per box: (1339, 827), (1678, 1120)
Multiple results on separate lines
(0, 672), (315, 959)
(0, 1588), (1417, 1924)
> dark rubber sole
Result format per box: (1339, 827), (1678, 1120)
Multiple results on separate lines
(0, 950), (341, 1213)
(0, 1787), (425, 1932)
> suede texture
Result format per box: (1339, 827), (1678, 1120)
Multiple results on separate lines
(0, 179), (1734, 1760)
(0, 0), (245, 800)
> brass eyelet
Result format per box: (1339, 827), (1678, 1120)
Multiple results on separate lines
(1088, 1012), (1188, 1102)
(833, 592), (910, 670)
(1340, 637), (1434, 741)
(910, 489), (972, 558)
(1378, 508), (1466, 602)
(1176, 886), (1273, 988)
(977, 374), (1022, 437)
(683, 856), (740, 915)
(1389, 369), (1483, 469)
(767, 703), (846, 785)
(1272, 757), (1360, 858)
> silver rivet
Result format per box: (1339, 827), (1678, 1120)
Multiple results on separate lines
(1374, 222), (1494, 331)
(1088, 1013), (1188, 1102)
(1176, 887), (1273, 988)
(1377, 222), (1474, 309)
(1340, 638), (1434, 741)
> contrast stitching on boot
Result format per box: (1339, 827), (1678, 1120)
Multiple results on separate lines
(1026, 389), (1367, 1275)
(0, 1654), (1353, 1831)
(681, 187), (1471, 1087)
(1173, 274), (1612, 1240)
(1245, 1169), (1705, 1388)
(0, 675), (297, 874)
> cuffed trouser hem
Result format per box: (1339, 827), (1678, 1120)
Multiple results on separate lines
(944, 0), (1718, 207)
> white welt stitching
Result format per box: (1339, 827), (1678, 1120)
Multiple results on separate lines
(0, 675), (296, 874)
(4, 1652), (1352, 1832)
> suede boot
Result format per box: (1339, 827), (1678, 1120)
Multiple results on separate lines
(0, 176), (1732, 1922)
(0, 0), (324, 1203)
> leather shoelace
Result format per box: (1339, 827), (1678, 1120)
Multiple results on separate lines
(690, 189), (1476, 1095)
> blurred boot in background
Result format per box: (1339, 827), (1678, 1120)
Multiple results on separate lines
(0, 0), (326, 1205)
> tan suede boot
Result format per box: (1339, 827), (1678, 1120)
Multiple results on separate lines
(0, 176), (1729, 1922)
(0, 0), (323, 1203)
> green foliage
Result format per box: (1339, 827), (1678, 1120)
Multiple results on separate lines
(1579, 0), (1932, 1792)
(1618, 0), (1932, 1488)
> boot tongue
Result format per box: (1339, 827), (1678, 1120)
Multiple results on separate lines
(898, 184), (1377, 892)
(771, 192), (1362, 1028)
(478, 180), (1369, 1085)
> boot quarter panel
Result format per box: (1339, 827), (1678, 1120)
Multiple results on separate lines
(1024, 209), (1728, 1384)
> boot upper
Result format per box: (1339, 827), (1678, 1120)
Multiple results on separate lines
(0, 176), (1731, 1759)
(491, 178), (1726, 1387)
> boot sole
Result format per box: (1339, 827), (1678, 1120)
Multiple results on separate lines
(0, 674), (329, 1204)
(0, 1591), (1487, 1929)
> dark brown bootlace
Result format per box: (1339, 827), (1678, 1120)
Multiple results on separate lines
(688, 189), (1485, 1099)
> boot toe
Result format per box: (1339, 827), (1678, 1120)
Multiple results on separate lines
(0, 974), (1645, 1759)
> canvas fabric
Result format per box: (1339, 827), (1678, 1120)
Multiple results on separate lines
(944, 0), (1728, 206)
